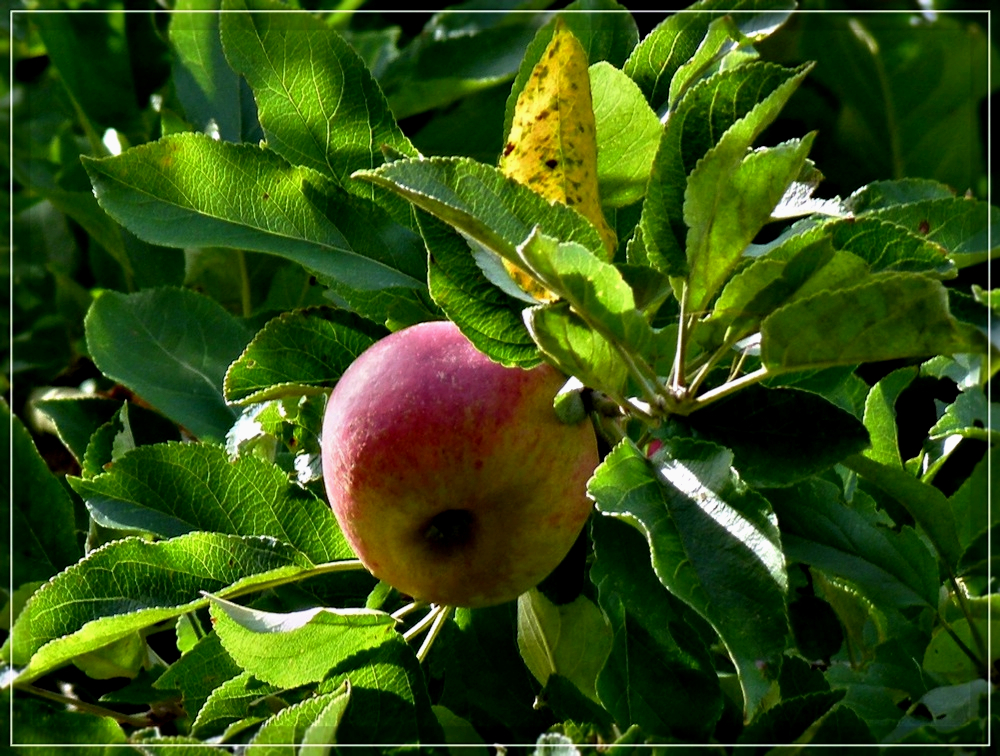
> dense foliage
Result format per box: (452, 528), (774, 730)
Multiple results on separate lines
(3, 0), (996, 751)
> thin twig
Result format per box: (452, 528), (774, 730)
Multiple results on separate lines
(936, 612), (988, 679)
(683, 366), (770, 412)
(728, 347), (750, 383)
(236, 250), (253, 318)
(672, 284), (691, 392)
(15, 684), (153, 728)
(947, 577), (989, 675)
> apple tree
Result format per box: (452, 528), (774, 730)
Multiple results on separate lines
(4, 0), (997, 750)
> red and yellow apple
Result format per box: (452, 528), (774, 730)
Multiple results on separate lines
(321, 320), (598, 608)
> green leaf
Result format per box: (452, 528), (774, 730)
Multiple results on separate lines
(923, 595), (998, 684)
(638, 61), (811, 278)
(127, 736), (224, 755)
(761, 273), (970, 373)
(921, 352), (988, 391)
(768, 479), (939, 610)
(524, 302), (630, 404)
(623, 0), (796, 113)
(794, 12), (989, 195)
(37, 398), (180, 473)
(435, 605), (548, 743)
(862, 366), (918, 468)
(7, 404), (81, 589)
(11, 532), (315, 682)
(843, 454), (963, 572)
(207, 594), (396, 688)
(224, 307), (384, 405)
(824, 638), (932, 740)
(353, 156), (605, 265)
(225, 394), (326, 473)
(927, 387), (997, 444)
(29, 396), (122, 464)
(819, 217), (954, 276)
(591, 515), (723, 740)
(589, 437), (789, 720)
(14, 160), (142, 290)
(515, 229), (653, 355)
(154, 632), (243, 723)
(737, 690), (850, 744)
(248, 682), (352, 752)
(386, 4), (554, 122)
(31, 11), (146, 140)
(169, 0), (251, 142)
(685, 386), (871, 488)
(866, 197), (998, 269)
(68, 441), (351, 564)
(948, 446), (996, 572)
(885, 680), (989, 744)
(844, 178), (957, 213)
(589, 61), (662, 209)
(432, 705), (489, 753)
(539, 674), (617, 738)
(79, 401), (183, 481)
(220, 0), (417, 223)
(666, 14), (751, 112)
(314, 637), (445, 745)
(83, 133), (426, 293)
(9, 693), (127, 748)
(300, 681), (352, 755)
(71, 632), (146, 681)
(516, 589), (613, 703)
(699, 236), (854, 350)
(420, 211), (541, 368)
(84, 287), (253, 442)
(685, 131), (816, 312)
(191, 672), (282, 739)
(749, 206), (959, 281)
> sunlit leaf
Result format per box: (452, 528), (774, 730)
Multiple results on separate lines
(68, 441), (351, 564)
(220, 0), (417, 222)
(638, 61), (811, 278)
(862, 367), (918, 468)
(83, 134), (426, 294)
(761, 274), (970, 373)
(624, 0), (796, 113)
(589, 437), (788, 720)
(224, 307), (384, 405)
(85, 287), (252, 442)
(590, 62), (662, 209)
(207, 593), (396, 688)
(420, 211), (541, 368)
(685, 132), (816, 312)
(516, 589), (612, 703)
(768, 479), (939, 609)
(591, 516), (723, 739)
(11, 533), (315, 682)
(355, 156), (605, 263)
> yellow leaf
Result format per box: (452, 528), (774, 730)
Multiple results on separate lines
(500, 21), (617, 301)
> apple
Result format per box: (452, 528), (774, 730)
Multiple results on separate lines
(321, 320), (599, 608)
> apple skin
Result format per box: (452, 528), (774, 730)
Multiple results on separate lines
(321, 320), (599, 608)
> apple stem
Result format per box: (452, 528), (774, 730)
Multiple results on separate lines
(401, 604), (443, 642)
(416, 605), (454, 663)
(391, 600), (428, 623)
